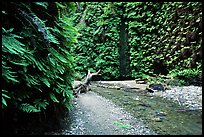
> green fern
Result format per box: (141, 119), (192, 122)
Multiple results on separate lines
(33, 99), (49, 110)
(2, 2), (76, 121)
(19, 103), (41, 113)
(40, 77), (50, 87)
(49, 93), (59, 103)
(34, 2), (48, 9)
(2, 90), (11, 108)
(2, 33), (27, 55)
(46, 27), (60, 44)
(2, 60), (20, 84)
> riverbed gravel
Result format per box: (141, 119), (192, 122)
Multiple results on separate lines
(46, 81), (202, 135)
(98, 81), (202, 110)
(150, 85), (202, 110)
(47, 91), (156, 135)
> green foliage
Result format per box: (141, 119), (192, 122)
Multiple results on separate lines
(2, 2), (77, 115)
(113, 121), (131, 129)
(166, 62), (201, 86)
(19, 103), (41, 113)
(166, 78), (187, 87)
(125, 2), (202, 78)
(2, 90), (11, 108)
(33, 99), (49, 110)
(34, 2), (48, 9)
(147, 77), (166, 85)
(171, 68), (201, 79)
(70, 2), (121, 80)
(49, 93), (59, 103)
(69, 2), (201, 82)
(70, 2), (201, 80)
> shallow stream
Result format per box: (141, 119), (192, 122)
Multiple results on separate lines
(46, 81), (202, 135)
(91, 85), (202, 135)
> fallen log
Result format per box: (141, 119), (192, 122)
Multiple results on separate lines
(73, 69), (101, 97)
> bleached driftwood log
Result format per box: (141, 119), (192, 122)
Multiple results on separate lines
(73, 69), (101, 97)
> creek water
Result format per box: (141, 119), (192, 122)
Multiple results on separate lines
(46, 81), (202, 135)
(92, 85), (202, 135)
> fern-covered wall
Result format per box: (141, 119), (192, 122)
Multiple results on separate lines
(70, 2), (122, 80)
(1, 2), (202, 134)
(125, 2), (202, 78)
(2, 2), (78, 134)
(71, 2), (202, 79)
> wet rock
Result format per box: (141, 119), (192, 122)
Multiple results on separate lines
(149, 83), (165, 91)
(146, 87), (156, 93)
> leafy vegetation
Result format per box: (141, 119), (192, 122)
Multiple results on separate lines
(2, 2), (202, 134)
(2, 2), (78, 134)
(70, 2), (202, 81)
(70, 2), (121, 79)
(167, 65), (202, 86)
(126, 2), (202, 79)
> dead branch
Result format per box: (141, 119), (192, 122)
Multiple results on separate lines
(73, 69), (101, 97)
(84, 69), (101, 85)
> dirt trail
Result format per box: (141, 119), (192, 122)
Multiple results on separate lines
(47, 90), (156, 135)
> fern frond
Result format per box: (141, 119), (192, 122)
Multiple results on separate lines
(49, 93), (59, 103)
(34, 2), (48, 9)
(62, 87), (73, 98)
(24, 74), (40, 86)
(49, 47), (69, 64)
(9, 59), (30, 67)
(34, 99), (49, 110)
(2, 34), (26, 55)
(19, 103), (40, 113)
(46, 27), (60, 44)
(2, 90), (11, 108)
(62, 98), (73, 111)
(2, 61), (20, 83)
(40, 77), (50, 87)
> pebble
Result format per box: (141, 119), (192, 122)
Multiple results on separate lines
(152, 85), (202, 110)
(47, 91), (157, 135)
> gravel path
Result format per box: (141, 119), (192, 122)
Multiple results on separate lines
(48, 91), (156, 135)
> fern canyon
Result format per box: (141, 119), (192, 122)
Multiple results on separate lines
(2, 2), (202, 135)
